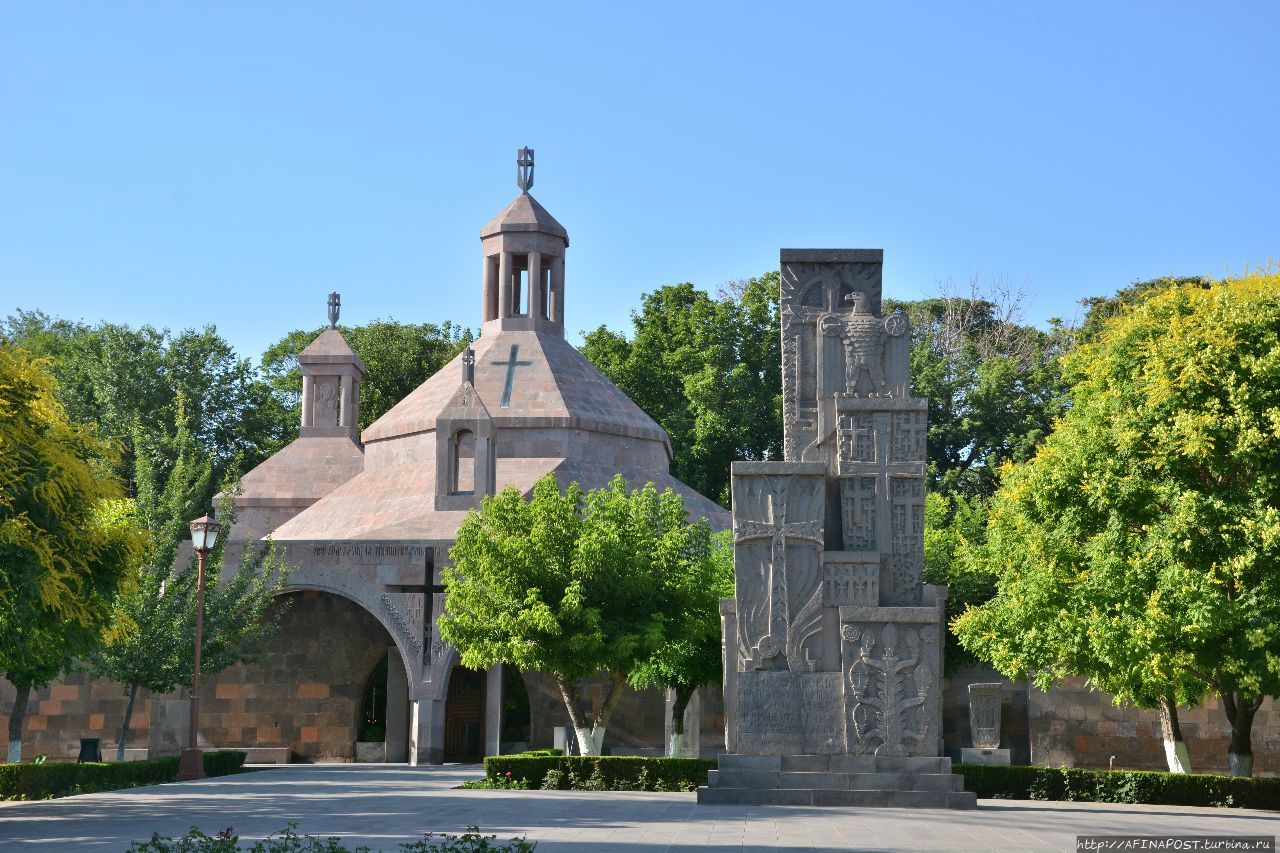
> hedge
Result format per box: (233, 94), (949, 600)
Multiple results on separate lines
(1, 750), (247, 801)
(484, 754), (716, 792)
(956, 764), (1280, 811)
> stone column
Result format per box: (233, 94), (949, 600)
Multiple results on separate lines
(498, 251), (513, 319)
(385, 647), (409, 762)
(339, 374), (354, 431)
(300, 374), (314, 428)
(409, 698), (445, 765)
(482, 254), (496, 322)
(719, 598), (738, 753)
(527, 252), (543, 320)
(351, 378), (360, 434)
(549, 255), (565, 325)
(485, 664), (503, 756)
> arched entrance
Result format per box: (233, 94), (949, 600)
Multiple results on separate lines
(443, 666), (486, 762)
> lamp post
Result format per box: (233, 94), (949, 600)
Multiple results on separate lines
(177, 513), (221, 781)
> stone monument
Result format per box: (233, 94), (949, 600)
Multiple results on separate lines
(698, 249), (975, 808)
(962, 682), (1011, 765)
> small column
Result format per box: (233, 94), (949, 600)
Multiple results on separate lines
(485, 664), (504, 757)
(339, 374), (354, 431)
(351, 378), (361, 434)
(385, 647), (409, 762)
(527, 252), (543, 320)
(300, 374), (314, 427)
(409, 698), (445, 765)
(482, 255), (496, 322)
(498, 252), (513, 318)
(719, 598), (738, 753)
(549, 255), (565, 325)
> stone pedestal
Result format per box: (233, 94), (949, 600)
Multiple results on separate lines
(699, 249), (974, 809)
(960, 747), (1011, 765)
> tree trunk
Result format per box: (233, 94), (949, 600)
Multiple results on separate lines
(1220, 690), (1260, 777)
(1156, 694), (1191, 773)
(116, 684), (139, 763)
(668, 684), (695, 758)
(6, 682), (30, 764)
(555, 673), (627, 756)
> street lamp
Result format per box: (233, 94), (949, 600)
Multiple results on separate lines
(177, 513), (221, 781)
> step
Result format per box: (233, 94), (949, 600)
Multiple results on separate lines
(707, 769), (964, 792)
(716, 753), (953, 775)
(696, 786), (977, 809)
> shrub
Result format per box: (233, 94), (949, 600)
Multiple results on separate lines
(0, 750), (246, 801)
(483, 754), (715, 793)
(956, 764), (1280, 810)
(127, 823), (534, 852)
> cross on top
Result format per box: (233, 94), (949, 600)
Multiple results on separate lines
(517, 147), (535, 193)
(327, 292), (341, 329)
(461, 347), (476, 385)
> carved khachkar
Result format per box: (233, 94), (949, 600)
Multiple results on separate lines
(968, 683), (1004, 749)
(726, 249), (944, 760)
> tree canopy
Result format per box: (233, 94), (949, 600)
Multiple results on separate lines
(953, 271), (1280, 776)
(440, 473), (723, 755)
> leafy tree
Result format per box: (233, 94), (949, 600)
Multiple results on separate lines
(581, 275), (782, 507)
(88, 414), (292, 761)
(953, 271), (1280, 776)
(0, 346), (146, 762)
(0, 311), (287, 503)
(260, 319), (471, 435)
(440, 473), (719, 756)
(627, 528), (733, 756)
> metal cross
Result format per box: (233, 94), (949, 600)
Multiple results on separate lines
(517, 147), (534, 193)
(327, 292), (341, 328)
(461, 347), (475, 385)
(735, 492), (823, 661)
(492, 343), (532, 408)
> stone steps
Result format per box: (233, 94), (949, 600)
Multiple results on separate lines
(697, 754), (977, 809)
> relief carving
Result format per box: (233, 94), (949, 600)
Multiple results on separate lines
(314, 377), (340, 426)
(842, 622), (937, 756)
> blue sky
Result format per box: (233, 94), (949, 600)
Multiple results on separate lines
(2, 2), (1277, 362)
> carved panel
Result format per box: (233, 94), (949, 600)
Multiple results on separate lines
(838, 414), (876, 464)
(968, 683), (1004, 749)
(314, 377), (340, 426)
(839, 476), (877, 551)
(841, 620), (940, 756)
(822, 555), (879, 607)
(732, 471), (826, 673)
(886, 477), (925, 605)
(891, 411), (927, 462)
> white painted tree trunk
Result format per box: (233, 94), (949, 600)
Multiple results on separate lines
(1229, 752), (1253, 778)
(6, 740), (19, 764)
(574, 726), (607, 756)
(1163, 736), (1192, 773)
(667, 732), (684, 758)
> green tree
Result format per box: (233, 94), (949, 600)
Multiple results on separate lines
(260, 319), (471, 435)
(581, 275), (782, 507)
(0, 346), (146, 762)
(440, 473), (718, 755)
(88, 417), (292, 761)
(953, 271), (1280, 776)
(0, 311), (287, 503)
(628, 528), (733, 756)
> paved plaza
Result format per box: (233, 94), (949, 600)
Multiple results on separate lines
(0, 764), (1275, 852)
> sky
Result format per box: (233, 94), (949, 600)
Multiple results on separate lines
(2, 2), (1277, 363)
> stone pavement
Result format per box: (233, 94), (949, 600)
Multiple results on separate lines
(0, 764), (1274, 852)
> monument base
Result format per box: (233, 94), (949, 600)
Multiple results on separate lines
(697, 754), (976, 808)
(960, 747), (1011, 766)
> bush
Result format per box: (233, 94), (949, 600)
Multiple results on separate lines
(956, 764), (1280, 810)
(483, 754), (715, 793)
(127, 823), (534, 852)
(0, 750), (246, 801)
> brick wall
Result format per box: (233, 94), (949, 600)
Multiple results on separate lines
(0, 672), (149, 761)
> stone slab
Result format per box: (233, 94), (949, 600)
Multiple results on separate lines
(734, 673), (844, 755)
(243, 747), (291, 764)
(961, 747), (1012, 765)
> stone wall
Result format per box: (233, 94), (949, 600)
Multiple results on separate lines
(941, 665), (1031, 765)
(0, 672), (151, 761)
(1029, 677), (1280, 775)
(198, 590), (393, 762)
(522, 671), (668, 754)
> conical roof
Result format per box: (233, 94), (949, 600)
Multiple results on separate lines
(298, 328), (366, 372)
(480, 193), (568, 242)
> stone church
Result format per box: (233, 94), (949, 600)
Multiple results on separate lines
(1, 155), (1276, 774)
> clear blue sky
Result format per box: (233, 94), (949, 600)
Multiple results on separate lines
(2, 2), (1277, 363)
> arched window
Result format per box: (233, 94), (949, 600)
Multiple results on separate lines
(452, 429), (475, 494)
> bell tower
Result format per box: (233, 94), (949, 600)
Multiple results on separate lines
(298, 291), (366, 441)
(479, 147), (569, 336)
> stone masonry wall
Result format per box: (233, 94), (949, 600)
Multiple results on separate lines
(0, 672), (151, 762)
(1029, 676), (1279, 775)
(941, 665), (1031, 766)
(199, 590), (392, 762)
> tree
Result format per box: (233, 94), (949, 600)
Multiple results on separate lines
(627, 528), (733, 756)
(0, 346), (146, 762)
(88, 416), (292, 761)
(581, 275), (782, 507)
(953, 271), (1280, 776)
(260, 319), (471, 435)
(440, 473), (719, 756)
(0, 311), (287, 504)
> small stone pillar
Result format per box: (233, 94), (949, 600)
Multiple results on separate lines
(961, 683), (1011, 765)
(385, 647), (409, 762)
(485, 664), (503, 757)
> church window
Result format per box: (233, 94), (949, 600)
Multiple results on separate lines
(452, 429), (475, 494)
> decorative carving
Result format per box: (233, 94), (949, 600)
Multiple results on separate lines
(891, 411), (927, 462)
(888, 477), (925, 605)
(314, 377), (340, 426)
(968, 683), (1004, 749)
(381, 593), (423, 658)
(823, 556), (878, 606)
(884, 311), (909, 338)
(840, 476), (877, 550)
(733, 477), (825, 672)
(840, 291), (888, 396)
(448, 381), (476, 409)
(843, 622), (932, 756)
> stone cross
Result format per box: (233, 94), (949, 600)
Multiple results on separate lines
(492, 343), (532, 408)
(461, 347), (475, 385)
(327, 292), (340, 329)
(735, 492), (823, 667)
(517, 147), (534, 193)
